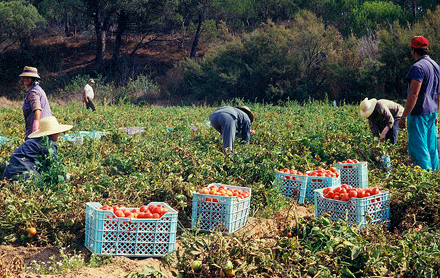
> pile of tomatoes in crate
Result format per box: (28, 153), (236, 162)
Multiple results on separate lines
(99, 204), (169, 219)
(322, 184), (381, 201)
(197, 184), (250, 199)
(276, 167), (340, 179)
(336, 159), (361, 164)
(307, 167), (339, 177)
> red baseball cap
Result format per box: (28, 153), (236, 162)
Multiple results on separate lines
(408, 36), (429, 49)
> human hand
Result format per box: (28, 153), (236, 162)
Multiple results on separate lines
(398, 118), (406, 129)
(380, 126), (390, 141)
(32, 120), (39, 132)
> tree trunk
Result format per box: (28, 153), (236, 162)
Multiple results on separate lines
(112, 10), (128, 69)
(190, 10), (204, 58)
(94, 12), (105, 63)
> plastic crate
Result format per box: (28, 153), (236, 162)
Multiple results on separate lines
(274, 172), (308, 201)
(191, 184), (251, 233)
(298, 174), (341, 204)
(85, 202), (178, 257)
(314, 188), (390, 227)
(333, 162), (368, 188)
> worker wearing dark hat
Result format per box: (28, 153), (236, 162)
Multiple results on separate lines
(209, 106), (255, 153)
(399, 36), (440, 170)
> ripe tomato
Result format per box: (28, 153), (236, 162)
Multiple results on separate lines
(349, 190), (357, 198)
(341, 194), (350, 201)
(140, 206), (148, 212)
(371, 187), (380, 195)
(112, 206), (120, 212)
(27, 227), (37, 236)
(114, 210), (124, 217)
(124, 212), (132, 218)
(145, 212), (154, 218)
(148, 205), (157, 213)
(327, 191), (335, 198)
(100, 205), (111, 211)
(152, 213), (160, 219)
(201, 188), (210, 194)
(323, 187), (331, 194)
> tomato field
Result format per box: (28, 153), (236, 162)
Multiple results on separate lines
(1, 100), (440, 277)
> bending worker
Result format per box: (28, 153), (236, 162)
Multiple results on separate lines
(360, 98), (404, 144)
(399, 36), (440, 171)
(2, 116), (73, 181)
(209, 106), (255, 153)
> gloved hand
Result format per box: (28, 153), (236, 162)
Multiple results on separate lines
(32, 120), (39, 132)
(380, 126), (390, 141)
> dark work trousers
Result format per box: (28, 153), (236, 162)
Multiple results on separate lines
(86, 97), (96, 111)
(385, 119), (400, 144)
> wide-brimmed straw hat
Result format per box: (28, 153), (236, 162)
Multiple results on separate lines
(28, 116), (73, 138)
(19, 66), (40, 79)
(236, 106), (254, 123)
(359, 98), (378, 119)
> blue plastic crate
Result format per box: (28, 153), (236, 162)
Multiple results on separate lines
(191, 184), (251, 233)
(274, 172), (308, 201)
(85, 202), (178, 257)
(314, 188), (390, 227)
(298, 174), (341, 204)
(333, 162), (368, 188)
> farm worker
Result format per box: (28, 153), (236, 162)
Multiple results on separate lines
(209, 106), (255, 154)
(399, 36), (440, 171)
(2, 116), (73, 181)
(359, 98), (404, 144)
(83, 78), (96, 111)
(19, 66), (52, 140)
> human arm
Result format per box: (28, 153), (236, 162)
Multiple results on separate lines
(28, 91), (42, 132)
(399, 79), (422, 129)
(83, 88), (88, 103)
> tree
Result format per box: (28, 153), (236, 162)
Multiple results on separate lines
(350, 1), (404, 36)
(37, 0), (85, 37)
(0, 0), (45, 52)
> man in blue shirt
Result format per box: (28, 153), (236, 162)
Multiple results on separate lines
(399, 36), (440, 170)
(209, 106), (254, 154)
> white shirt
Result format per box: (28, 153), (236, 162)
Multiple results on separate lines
(84, 84), (94, 99)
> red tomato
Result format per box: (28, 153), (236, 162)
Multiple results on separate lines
(27, 227), (37, 236)
(112, 206), (120, 212)
(341, 194), (350, 201)
(334, 194), (340, 200)
(114, 210), (124, 217)
(371, 187), (380, 195)
(323, 187), (331, 194)
(327, 191), (335, 199)
(124, 212), (132, 218)
(152, 213), (160, 219)
(349, 191), (358, 198)
(148, 205), (157, 213)
(145, 212), (154, 218)
(334, 187), (341, 194)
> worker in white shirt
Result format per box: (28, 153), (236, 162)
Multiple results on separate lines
(83, 78), (96, 111)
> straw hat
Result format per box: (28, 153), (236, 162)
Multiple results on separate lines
(236, 106), (254, 122)
(19, 66), (40, 79)
(359, 98), (377, 118)
(28, 116), (73, 138)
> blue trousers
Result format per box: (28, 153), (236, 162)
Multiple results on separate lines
(407, 113), (439, 170)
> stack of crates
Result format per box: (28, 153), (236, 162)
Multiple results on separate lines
(314, 188), (390, 227)
(191, 184), (251, 233)
(333, 161), (368, 189)
(85, 202), (178, 257)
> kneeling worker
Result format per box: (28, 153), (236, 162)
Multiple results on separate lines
(2, 116), (73, 181)
(209, 106), (255, 154)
